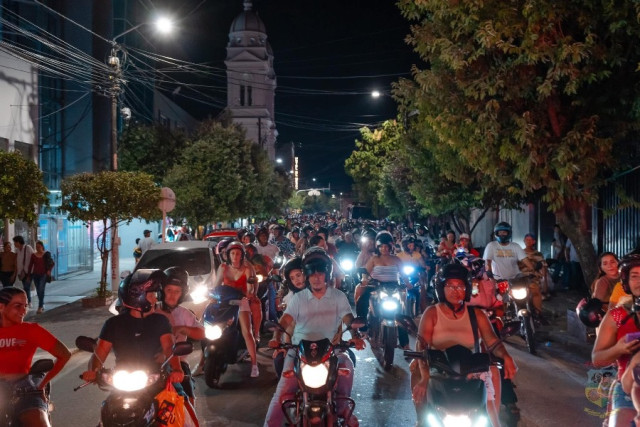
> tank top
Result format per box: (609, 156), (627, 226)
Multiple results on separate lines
(222, 264), (248, 295)
(371, 265), (399, 282)
(612, 306), (640, 379)
(431, 305), (476, 351)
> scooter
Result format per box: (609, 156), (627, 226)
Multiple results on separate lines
(365, 278), (405, 370)
(0, 359), (54, 426)
(266, 318), (365, 426)
(338, 254), (359, 305)
(74, 337), (196, 426)
(497, 274), (537, 354)
(201, 285), (247, 388)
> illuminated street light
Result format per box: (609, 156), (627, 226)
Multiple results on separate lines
(312, 177), (316, 182)
(371, 90), (381, 98)
(155, 17), (173, 34)
(276, 157), (283, 164)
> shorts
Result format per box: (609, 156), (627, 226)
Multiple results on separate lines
(239, 297), (250, 312)
(611, 380), (634, 411)
(11, 373), (49, 416)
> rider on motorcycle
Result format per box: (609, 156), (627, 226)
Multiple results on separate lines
(0, 287), (71, 427)
(265, 247), (366, 427)
(411, 263), (517, 427)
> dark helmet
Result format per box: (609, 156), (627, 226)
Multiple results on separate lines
(435, 262), (472, 303)
(375, 231), (394, 254)
(493, 222), (512, 244)
(225, 241), (246, 264)
(302, 225), (314, 237)
(283, 256), (304, 293)
(469, 257), (486, 280)
(401, 235), (416, 252)
(119, 269), (166, 313)
(162, 266), (190, 305)
(216, 237), (234, 263)
(576, 297), (605, 328)
(620, 254), (640, 294)
(301, 246), (333, 283)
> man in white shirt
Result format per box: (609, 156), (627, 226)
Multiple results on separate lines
(138, 230), (155, 255)
(483, 222), (533, 280)
(12, 236), (34, 307)
(255, 227), (279, 260)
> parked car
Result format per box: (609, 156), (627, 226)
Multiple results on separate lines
(203, 229), (238, 245)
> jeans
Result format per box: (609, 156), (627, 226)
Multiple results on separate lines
(264, 350), (354, 427)
(32, 274), (46, 309)
(19, 275), (33, 304)
(0, 271), (14, 287)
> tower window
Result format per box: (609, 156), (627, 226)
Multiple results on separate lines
(247, 86), (252, 106)
(240, 85), (245, 106)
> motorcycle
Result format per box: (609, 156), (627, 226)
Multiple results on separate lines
(496, 274), (537, 354)
(258, 253), (286, 326)
(365, 278), (405, 370)
(338, 254), (358, 305)
(401, 264), (427, 318)
(265, 318), (365, 426)
(0, 359), (54, 426)
(201, 285), (248, 388)
(74, 336), (195, 426)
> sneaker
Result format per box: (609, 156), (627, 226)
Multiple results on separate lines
(250, 364), (260, 378)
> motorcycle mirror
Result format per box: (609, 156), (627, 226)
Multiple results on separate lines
(75, 336), (97, 353)
(119, 270), (131, 280)
(264, 320), (285, 333)
(395, 314), (418, 334)
(172, 341), (193, 357)
(30, 358), (54, 375)
(350, 317), (366, 330)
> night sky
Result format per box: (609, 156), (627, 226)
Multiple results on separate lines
(151, 0), (419, 193)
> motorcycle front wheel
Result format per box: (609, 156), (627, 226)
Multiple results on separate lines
(204, 354), (224, 388)
(382, 326), (397, 370)
(522, 314), (536, 355)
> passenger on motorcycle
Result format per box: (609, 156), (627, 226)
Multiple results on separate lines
(0, 287), (71, 427)
(483, 222), (534, 281)
(157, 267), (205, 406)
(265, 247), (365, 427)
(309, 234), (345, 289)
(212, 242), (261, 377)
(521, 233), (548, 316)
(456, 233), (480, 257)
(269, 224), (296, 257)
(256, 227), (280, 260)
(436, 230), (457, 258)
(412, 263), (517, 427)
(591, 252), (622, 311)
(593, 253), (640, 427)
(355, 229), (376, 269)
(336, 232), (359, 260)
(82, 270), (184, 387)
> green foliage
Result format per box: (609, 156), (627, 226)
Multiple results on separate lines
(0, 151), (49, 225)
(287, 190), (338, 214)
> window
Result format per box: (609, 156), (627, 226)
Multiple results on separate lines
(0, 137), (8, 151)
(240, 85), (245, 106)
(247, 86), (252, 106)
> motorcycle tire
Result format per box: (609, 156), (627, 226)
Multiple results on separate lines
(383, 326), (397, 370)
(522, 315), (536, 355)
(204, 355), (224, 388)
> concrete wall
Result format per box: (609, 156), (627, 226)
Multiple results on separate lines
(153, 89), (199, 133)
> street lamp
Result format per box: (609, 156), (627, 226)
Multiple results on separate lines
(371, 90), (381, 98)
(276, 157), (283, 164)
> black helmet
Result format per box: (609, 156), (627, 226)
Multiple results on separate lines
(225, 241), (246, 264)
(301, 246), (332, 283)
(620, 254), (640, 294)
(493, 222), (512, 244)
(283, 256), (304, 293)
(119, 269), (166, 313)
(375, 231), (394, 254)
(576, 297), (605, 327)
(163, 266), (190, 306)
(435, 262), (472, 303)
(401, 235), (416, 252)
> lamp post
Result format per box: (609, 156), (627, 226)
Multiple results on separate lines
(107, 17), (173, 291)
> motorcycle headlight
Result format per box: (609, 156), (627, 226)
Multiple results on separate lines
(110, 370), (157, 392)
(190, 284), (209, 304)
(511, 287), (528, 300)
(300, 361), (330, 389)
(256, 274), (264, 283)
(205, 323), (223, 340)
(340, 259), (354, 272)
(403, 265), (415, 275)
(442, 414), (472, 427)
(381, 299), (399, 312)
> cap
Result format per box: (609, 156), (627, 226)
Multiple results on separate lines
(460, 233), (470, 240)
(143, 229), (151, 235)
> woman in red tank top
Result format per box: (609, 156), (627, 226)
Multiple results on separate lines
(593, 254), (640, 427)
(212, 242), (260, 377)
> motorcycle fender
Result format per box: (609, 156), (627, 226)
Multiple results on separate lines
(518, 309), (530, 318)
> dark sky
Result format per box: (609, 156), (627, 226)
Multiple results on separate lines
(152, 0), (419, 193)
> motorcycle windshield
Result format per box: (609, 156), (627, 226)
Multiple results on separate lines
(434, 345), (490, 376)
(208, 285), (244, 306)
(428, 377), (486, 411)
(299, 339), (332, 364)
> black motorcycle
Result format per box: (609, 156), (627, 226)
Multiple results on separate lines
(365, 278), (405, 370)
(496, 274), (537, 354)
(74, 336), (194, 426)
(338, 254), (359, 305)
(266, 319), (364, 426)
(202, 285), (248, 388)
(0, 359), (53, 426)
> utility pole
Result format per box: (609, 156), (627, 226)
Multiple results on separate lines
(108, 47), (122, 292)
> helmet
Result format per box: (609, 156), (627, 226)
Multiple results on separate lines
(576, 298), (605, 327)
(163, 266), (190, 305)
(216, 237), (234, 263)
(401, 235), (416, 252)
(302, 225), (314, 237)
(469, 257), (486, 279)
(119, 269), (166, 313)
(375, 231), (394, 255)
(225, 241), (246, 264)
(493, 222), (512, 244)
(301, 246), (333, 283)
(435, 262), (472, 303)
(620, 254), (640, 294)
(256, 227), (269, 239)
(283, 256), (304, 293)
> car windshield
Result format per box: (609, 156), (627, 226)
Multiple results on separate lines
(137, 248), (211, 275)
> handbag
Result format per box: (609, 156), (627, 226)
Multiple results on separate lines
(154, 383), (185, 427)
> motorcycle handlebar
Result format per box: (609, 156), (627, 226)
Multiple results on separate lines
(403, 350), (424, 359)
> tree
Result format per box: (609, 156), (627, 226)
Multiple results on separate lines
(61, 171), (161, 297)
(0, 151), (49, 226)
(396, 0), (640, 284)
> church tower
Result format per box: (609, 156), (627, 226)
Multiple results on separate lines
(225, 0), (277, 160)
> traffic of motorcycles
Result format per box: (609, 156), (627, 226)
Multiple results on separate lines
(3, 216), (546, 427)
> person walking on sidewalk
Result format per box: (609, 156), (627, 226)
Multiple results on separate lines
(0, 241), (17, 287)
(0, 287), (71, 427)
(12, 236), (34, 307)
(139, 230), (155, 256)
(28, 241), (54, 314)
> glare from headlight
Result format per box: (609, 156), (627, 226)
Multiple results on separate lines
(403, 265), (415, 275)
(426, 413), (442, 427)
(205, 324), (223, 340)
(112, 370), (148, 392)
(511, 287), (528, 300)
(381, 299), (399, 312)
(190, 285), (208, 304)
(340, 259), (354, 272)
(301, 362), (329, 389)
(442, 414), (472, 427)
(392, 292), (401, 300)
(379, 291), (388, 298)
(256, 274), (264, 283)
(474, 415), (489, 427)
